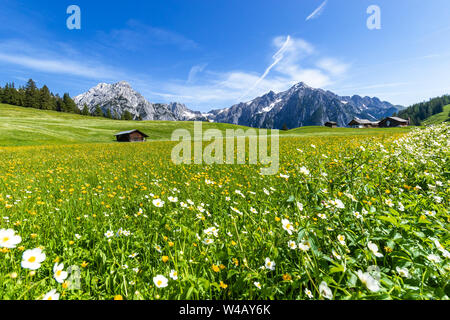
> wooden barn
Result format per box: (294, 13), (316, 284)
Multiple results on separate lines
(378, 117), (409, 128)
(114, 130), (149, 142)
(324, 121), (337, 128)
(348, 118), (378, 128)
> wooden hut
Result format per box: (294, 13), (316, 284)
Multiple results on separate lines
(114, 130), (149, 142)
(348, 118), (378, 128)
(378, 117), (409, 128)
(324, 121), (337, 128)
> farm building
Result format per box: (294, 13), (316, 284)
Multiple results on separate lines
(114, 129), (149, 142)
(348, 118), (379, 128)
(378, 117), (409, 127)
(324, 121), (337, 128)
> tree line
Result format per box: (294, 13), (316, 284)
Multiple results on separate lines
(0, 79), (136, 120)
(394, 95), (450, 125)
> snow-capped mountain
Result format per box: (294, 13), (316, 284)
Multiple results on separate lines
(74, 81), (401, 128)
(206, 82), (401, 129)
(74, 81), (204, 121)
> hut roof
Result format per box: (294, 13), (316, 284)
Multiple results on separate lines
(384, 117), (408, 123)
(348, 118), (373, 125)
(114, 129), (149, 137)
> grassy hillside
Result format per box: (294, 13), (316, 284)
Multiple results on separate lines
(0, 103), (413, 146)
(0, 104), (267, 146)
(423, 104), (450, 125)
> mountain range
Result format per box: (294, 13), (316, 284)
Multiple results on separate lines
(74, 81), (402, 129)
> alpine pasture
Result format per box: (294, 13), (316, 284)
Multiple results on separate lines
(0, 104), (448, 300)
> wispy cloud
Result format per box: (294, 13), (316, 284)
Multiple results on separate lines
(240, 35), (291, 99)
(138, 36), (349, 109)
(97, 20), (198, 51)
(306, 0), (328, 21)
(187, 63), (208, 83)
(0, 40), (124, 80)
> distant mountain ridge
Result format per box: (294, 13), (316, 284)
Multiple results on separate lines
(206, 82), (402, 129)
(74, 81), (402, 128)
(74, 81), (206, 121)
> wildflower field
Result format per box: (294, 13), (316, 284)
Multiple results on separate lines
(0, 125), (448, 300)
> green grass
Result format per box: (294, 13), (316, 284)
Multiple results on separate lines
(423, 104), (450, 125)
(0, 103), (413, 147)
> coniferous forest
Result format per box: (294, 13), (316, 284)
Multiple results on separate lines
(0, 79), (133, 120)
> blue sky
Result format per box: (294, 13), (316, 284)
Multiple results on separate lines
(1, 0), (449, 111)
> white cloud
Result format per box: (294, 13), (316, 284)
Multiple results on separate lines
(306, 0), (328, 21)
(187, 63), (208, 83)
(317, 58), (349, 76)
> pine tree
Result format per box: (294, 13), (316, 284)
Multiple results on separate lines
(39, 85), (53, 110)
(62, 93), (78, 113)
(81, 104), (90, 116)
(93, 105), (103, 117)
(24, 79), (39, 108)
(105, 109), (112, 119)
(121, 110), (133, 120)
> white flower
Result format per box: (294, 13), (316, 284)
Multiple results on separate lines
(433, 196), (442, 203)
(337, 235), (346, 246)
(254, 282), (262, 289)
(250, 207), (258, 214)
(318, 213), (327, 220)
(319, 281), (333, 300)
(204, 227), (219, 238)
(168, 196), (178, 203)
(153, 199), (165, 207)
(368, 241), (384, 258)
(42, 289), (60, 300)
(296, 202), (303, 211)
(264, 258), (275, 271)
(357, 270), (380, 292)
(281, 219), (294, 235)
(153, 275), (169, 288)
(332, 250), (342, 260)
(180, 202), (187, 208)
(279, 173), (290, 179)
(353, 211), (363, 219)
(427, 254), (441, 263)
(424, 210), (436, 217)
(169, 270), (178, 280)
(299, 167), (310, 176)
(288, 241), (297, 250)
(396, 267), (409, 278)
(53, 263), (68, 283)
(75, 234), (81, 239)
(298, 240), (311, 252)
(21, 248), (46, 270)
(385, 199), (394, 207)
(203, 238), (214, 245)
(104, 230), (114, 238)
(334, 199), (345, 209)
(304, 288), (313, 298)
(0, 228), (22, 248)
(230, 207), (243, 215)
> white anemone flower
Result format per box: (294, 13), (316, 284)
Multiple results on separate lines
(396, 267), (409, 278)
(264, 258), (275, 271)
(0, 229), (22, 248)
(53, 263), (68, 283)
(152, 199), (165, 207)
(288, 241), (297, 250)
(368, 241), (384, 258)
(153, 275), (169, 288)
(281, 219), (295, 235)
(42, 289), (60, 300)
(169, 270), (178, 280)
(356, 270), (380, 292)
(319, 281), (333, 300)
(21, 248), (46, 270)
